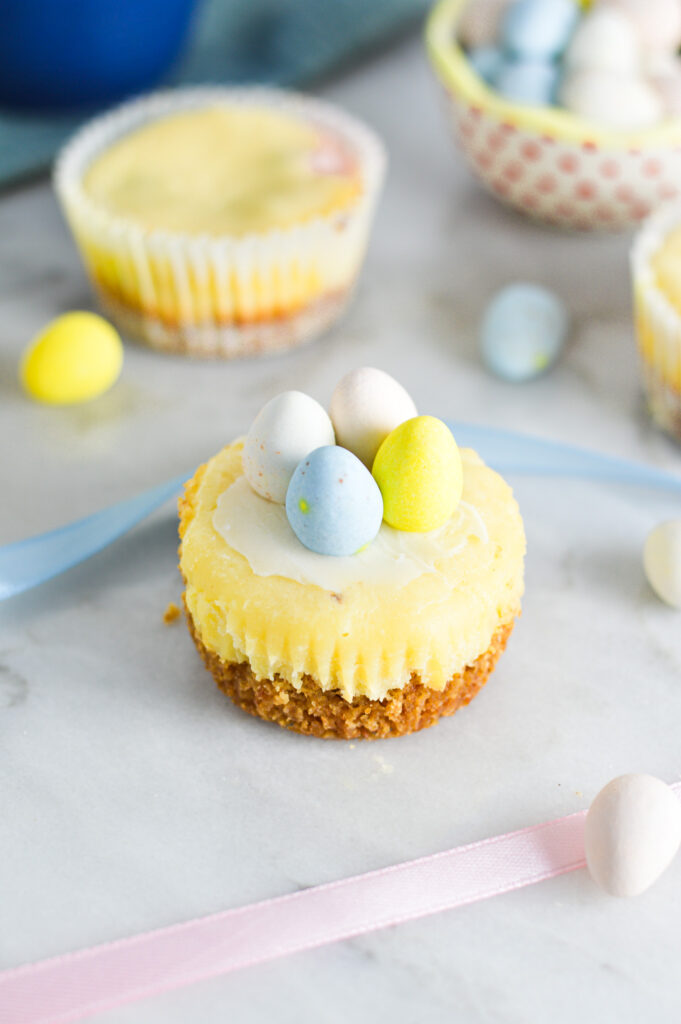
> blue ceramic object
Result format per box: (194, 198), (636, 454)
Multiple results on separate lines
(0, 0), (198, 111)
(286, 446), (384, 557)
(481, 283), (569, 382)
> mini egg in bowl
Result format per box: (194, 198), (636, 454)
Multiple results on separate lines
(426, 0), (681, 231)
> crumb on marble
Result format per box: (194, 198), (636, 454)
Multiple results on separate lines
(163, 602), (182, 625)
(373, 754), (394, 775)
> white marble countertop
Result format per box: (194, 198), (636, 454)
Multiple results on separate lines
(3, 33), (681, 1024)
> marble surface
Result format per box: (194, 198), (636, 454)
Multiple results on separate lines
(2, 33), (681, 1024)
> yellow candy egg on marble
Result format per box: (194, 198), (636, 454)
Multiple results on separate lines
(20, 311), (123, 405)
(372, 416), (463, 532)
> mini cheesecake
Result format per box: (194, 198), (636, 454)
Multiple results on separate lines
(179, 440), (525, 739)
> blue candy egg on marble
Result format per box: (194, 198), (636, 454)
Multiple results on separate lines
(480, 283), (569, 383)
(468, 46), (504, 85)
(502, 0), (578, 60)
(494, 59), (559, 105)
(286, 445), (384, 557)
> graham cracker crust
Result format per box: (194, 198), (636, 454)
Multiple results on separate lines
(95, 286), (351, 358)
(185, 604), (515, 740)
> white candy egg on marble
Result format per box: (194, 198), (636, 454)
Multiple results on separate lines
(330, 367), (417, 468)
(644, 519), (681, 608)
(563, 7), (641, 76)
(559, 69), (664, 129)
(243, 391), (335, 503)
(585, 774), (681, 897)
(459, 0), (513, 49)
(606, 0), (681, 53)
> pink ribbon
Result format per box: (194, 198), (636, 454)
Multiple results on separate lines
(8, 780), (681, 1024)
(0, 807), (592, 1024)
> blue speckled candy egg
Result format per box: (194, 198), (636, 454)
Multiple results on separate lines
(468, 46), (505, 85)
(480, 283), (569, 382)
(286, 446), (383, 557)
(494, 58), (559, 105)
(502, 0), (578, 60)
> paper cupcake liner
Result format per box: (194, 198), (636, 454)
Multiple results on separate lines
(54, 87), (386, 358)
(631, 203), (681, 442)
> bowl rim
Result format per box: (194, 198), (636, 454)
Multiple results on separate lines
(425, 0), (681, 151)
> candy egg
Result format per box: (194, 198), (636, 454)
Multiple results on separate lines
(480, 283), (568, 383)
(459, 0), (513, 49)
(468, 46), (505, 85)
(243, 391), (335, 504)
(494, 59), (559, 106)
(372, 416), (463, 533)
(285, 446), (383, 557)
(330, 367), (418, 469)
(606, 0), (681, 53)
(644, 520), (681, 609)
(502, 0), (579, 60)
(559, 69), (664, 128)
(563, 7), (641, 75)
(585, 774), (681, 897)
(20, 311), (123, 405)
(650, 63), (681, 117)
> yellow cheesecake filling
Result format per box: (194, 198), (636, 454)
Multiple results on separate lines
(180, 442), (525, 701)
(83, 107), (362, 238)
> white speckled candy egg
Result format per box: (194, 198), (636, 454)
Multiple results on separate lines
(494, 58), (559, 105)
(607, 0), (681, 53)
(243, 391), (335, 503)
(286, 445), (383, 556)
(502, 0), (579, 60)
(330, 367), (417, 468)
(644, 520), (681, 608)
(480, 283), (568, 382)
(559, 69), (664, 129)
(563, 7), (641, 75)
(585, 774), (681, 897)
(459, 0), (513, 49)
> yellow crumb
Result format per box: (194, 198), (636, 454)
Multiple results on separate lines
(163, 602), (181, 625)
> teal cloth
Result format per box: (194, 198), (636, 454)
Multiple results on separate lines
(0, 0), (428, 188)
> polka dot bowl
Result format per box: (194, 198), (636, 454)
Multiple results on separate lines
(425, 0), (681, 231)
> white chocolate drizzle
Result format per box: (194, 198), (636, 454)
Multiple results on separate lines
(213, 475), (488, 592)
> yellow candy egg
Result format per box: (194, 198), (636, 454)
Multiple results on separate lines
(372, 416), (463, 532)
(20, 311), (123, 405)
